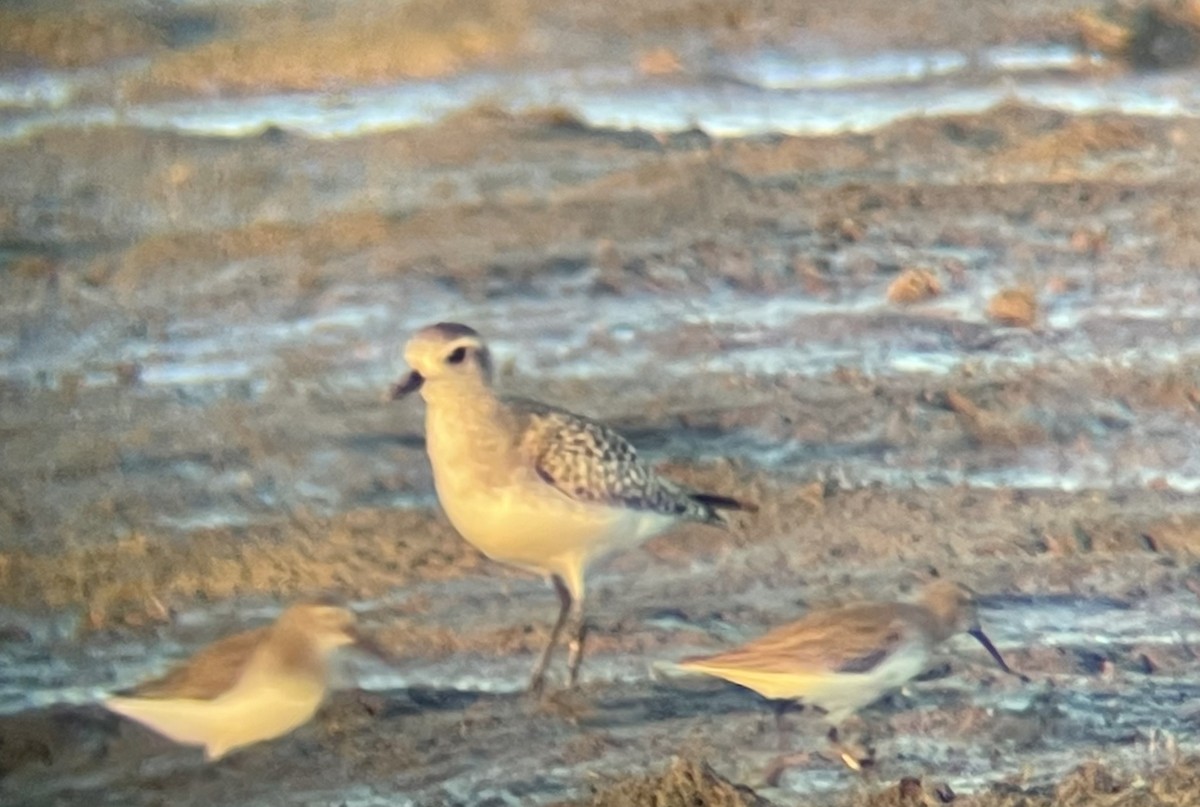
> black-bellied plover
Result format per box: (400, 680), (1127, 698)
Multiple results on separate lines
(391, 322), (756, 693)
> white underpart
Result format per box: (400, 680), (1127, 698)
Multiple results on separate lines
(104, 667), (326, 760)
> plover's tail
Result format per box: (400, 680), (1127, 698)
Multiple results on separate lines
(690, 491), (759, 525)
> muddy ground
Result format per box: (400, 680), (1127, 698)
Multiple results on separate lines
(3, 0), (1200, 805)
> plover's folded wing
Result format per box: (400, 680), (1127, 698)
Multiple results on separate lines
(510, 397), (751, 523)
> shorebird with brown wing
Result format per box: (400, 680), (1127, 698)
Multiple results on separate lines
(104, 603), (389, 761)
(660, 580), (1026, 777)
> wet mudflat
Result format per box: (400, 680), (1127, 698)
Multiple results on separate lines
(3, 0), (1200, 805)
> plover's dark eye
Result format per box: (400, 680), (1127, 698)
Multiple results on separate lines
(446, 346), (468, 364)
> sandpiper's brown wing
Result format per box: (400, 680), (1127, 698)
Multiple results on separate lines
(124, 626), (271, 700)
(681, 603), (918, 676)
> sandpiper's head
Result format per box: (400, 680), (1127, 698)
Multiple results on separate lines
(391, 322), (493, 400)
(919, 580), (977, 635)
(919, 580), (1024, 680)
(277, 604), (360, 654)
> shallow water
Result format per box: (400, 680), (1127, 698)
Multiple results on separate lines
(3, 43), (1199, 142)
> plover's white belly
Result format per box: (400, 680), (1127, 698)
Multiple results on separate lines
(437, 473), (675, 575)
(424, 400), (679, 591)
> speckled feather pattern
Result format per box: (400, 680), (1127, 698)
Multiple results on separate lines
(509, 397), (726, 523)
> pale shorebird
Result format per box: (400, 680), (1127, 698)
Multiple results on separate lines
(104, 604), (388, 761)
(391, 322), (756, 693)
(661, 580), (1025, 776)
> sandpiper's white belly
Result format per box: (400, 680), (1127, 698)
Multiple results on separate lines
(801, 644), (929, 722)
(682, 640), (931, 725)
(105, 671), (325, 760)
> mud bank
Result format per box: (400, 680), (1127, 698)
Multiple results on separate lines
(4, 0), (1200, 804)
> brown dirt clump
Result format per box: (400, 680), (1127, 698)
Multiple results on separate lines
(0, 7), (165, 68)
(560, 757), (777, 807)
(1075, 9), (1134, 56)
(841, 760), (1200, 807)
(986, 287), (1039, 327)
(853, 776), (957, 807)
(1069, 227), (1110, 257)
(887, 268), (942, 304)
(1073, 2), (1200, 69)
(942, 389), (1046, 448)
(1145, 198), (1200, 269)
(124, 0), (528, 100)
(1135, 514), (1200, 555)
(563, 0), (1090, 49)
(637, 46), (684, 75)
(987, 758), (1200, 807)
(990, 117), (1149, 174)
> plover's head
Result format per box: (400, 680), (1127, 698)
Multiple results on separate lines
(391, 322), (493, 399)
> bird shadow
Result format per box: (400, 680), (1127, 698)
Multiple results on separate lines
(583, 680), (764, 730)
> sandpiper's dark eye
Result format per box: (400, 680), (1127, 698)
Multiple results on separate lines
(446, 346), (468, 364)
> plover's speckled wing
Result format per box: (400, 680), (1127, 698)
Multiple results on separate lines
(681, 603), (917, 676)
(122, 625), (271, 700)
(509, 397), (736, 524)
